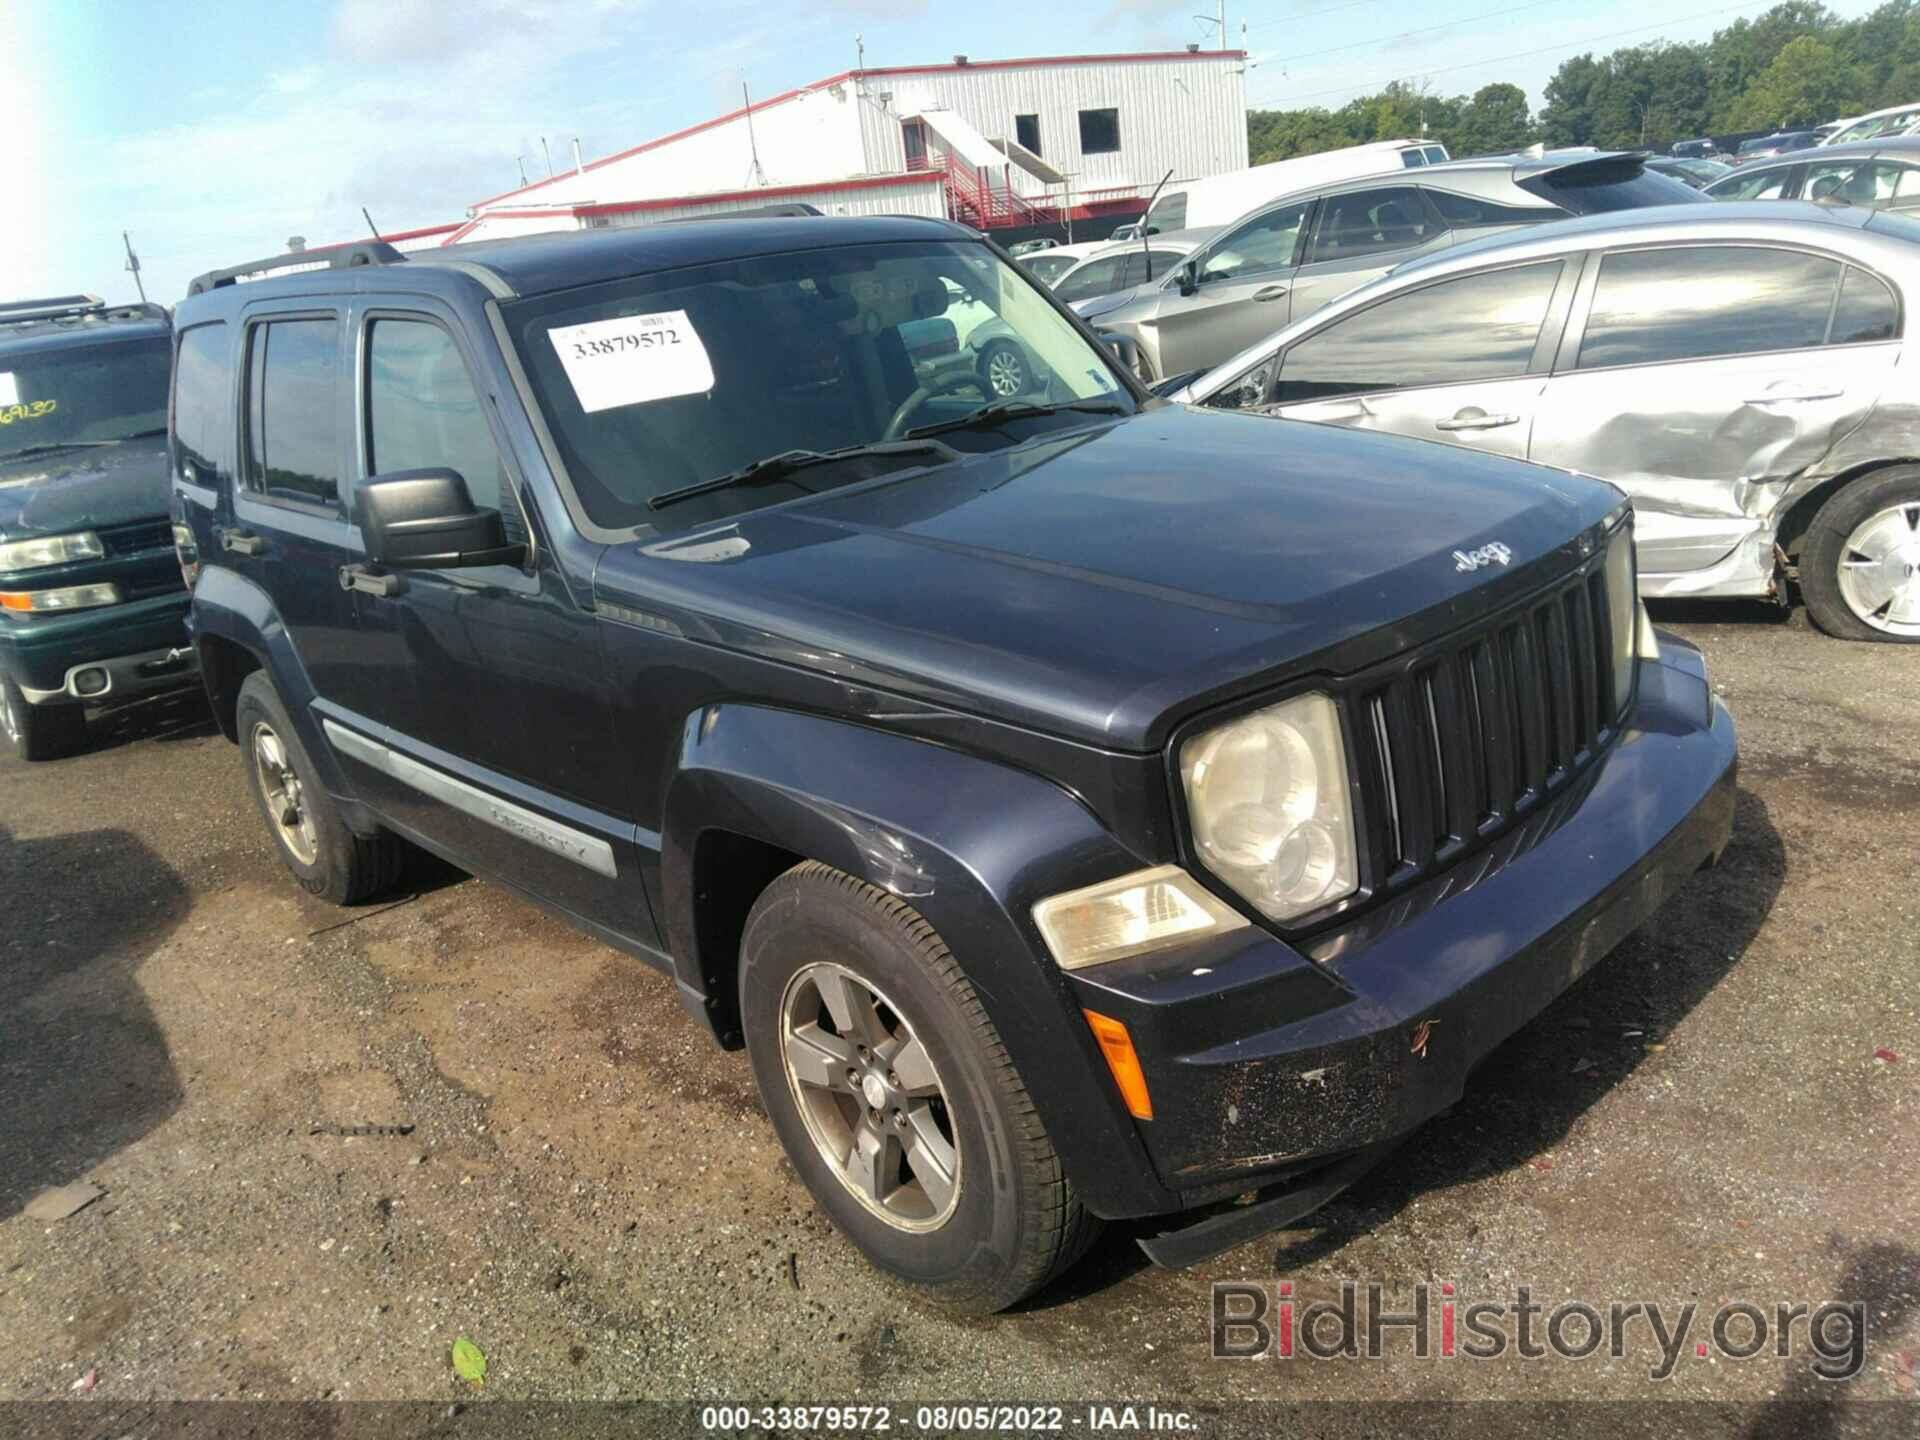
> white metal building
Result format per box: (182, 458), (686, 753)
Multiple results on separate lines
(443, 49), (1249, 246)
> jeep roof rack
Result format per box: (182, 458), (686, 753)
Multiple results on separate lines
(0, 294), (170, 331)
(0, 294), (107, 325)
(187, 241), (407, 296)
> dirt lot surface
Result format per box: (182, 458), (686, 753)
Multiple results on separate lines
(1, 602), (1915, 1425)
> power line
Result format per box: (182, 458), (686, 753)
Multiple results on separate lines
(1280, 0), (1572, 67)
(1250, 0), (1777, 107)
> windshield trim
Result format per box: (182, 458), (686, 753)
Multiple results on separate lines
(492, 236), (1149, 544)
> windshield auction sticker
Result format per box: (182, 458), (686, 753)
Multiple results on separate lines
(549, 311), (714, 413)
(0, 373), (17, 407)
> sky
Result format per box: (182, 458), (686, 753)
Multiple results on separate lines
(1, 0), (1889, 306)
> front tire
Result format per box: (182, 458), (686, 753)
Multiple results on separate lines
(977, 340), (1031, 398)
(740, 862), (1098, 1313)
(235, 671), (406, 904)
(1, 677), (86, 762)
(1801, 466), (1920, 641)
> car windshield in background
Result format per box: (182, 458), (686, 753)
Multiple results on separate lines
(1519, 162), (1704, 214)
(0, 336), (170, 460)
(506, 240), (1132, 533)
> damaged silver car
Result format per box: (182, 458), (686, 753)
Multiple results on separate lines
(1174, 201), (1920, 641)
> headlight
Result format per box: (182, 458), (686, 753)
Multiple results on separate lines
(1032, 865), (1247, 970)
(1605, 527), (1638, 716)
(1180, 691), (1359, 923)
(0, 582), (121, 613)
(0, 531), (105, 571)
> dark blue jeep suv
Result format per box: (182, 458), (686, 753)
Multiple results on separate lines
(171, 218), (1738, 1312)
(1, 295), (197, 758)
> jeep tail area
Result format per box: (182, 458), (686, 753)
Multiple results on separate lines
(169, 220), (1737, 1313)
(1, 294), (199, 759)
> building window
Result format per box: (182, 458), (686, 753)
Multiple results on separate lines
(1015, 113), (1042, 156)
(1078, 108), (1120, 155)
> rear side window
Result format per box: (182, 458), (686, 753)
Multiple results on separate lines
(245, 318), (341, 508)
(1272, 260), (1562, 404)
(1705, 166), (1790, 201)
(365, 319), (511, 527)
(1054, 255), (1128, 303)
(1577, 247), (1841, 369)
(1830, 267), (1900, 344)
(1521, 162), (1702, 214)
(1424, 188), (1563, 228)
(1401, 149), (1428, 168)
(171, 322), (229, 486)
(1307, 186), (1437, 263)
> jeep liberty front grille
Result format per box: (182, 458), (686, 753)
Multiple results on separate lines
(1352, 556), (1626, 891)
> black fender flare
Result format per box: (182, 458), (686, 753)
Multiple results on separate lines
(190, 567), (360, 812)
(661, 702), (1178, 1218)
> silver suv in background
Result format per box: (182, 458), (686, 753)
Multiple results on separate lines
(1049, 228), (1219, 305)
(1704, 134), (1920, 210)
(1078, 150), (1701, 381)
(1173, 202), (1920, 642)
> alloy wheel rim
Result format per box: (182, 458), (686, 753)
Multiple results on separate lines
(1836, 500), (1920, 636)
(1, 688), (19, 746)
(779, 961), (961, 1232)
(987, 349), (1025, 396)
(251, 720), (319, 865)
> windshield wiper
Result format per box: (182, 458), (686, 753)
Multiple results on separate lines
(902, 398), (1128, 441)
(648, 440), (953, 512)
(5, 428), (169, 460)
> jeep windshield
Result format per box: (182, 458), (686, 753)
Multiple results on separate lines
(0, 336), (171, 462)
(504, 239), (1137, 532)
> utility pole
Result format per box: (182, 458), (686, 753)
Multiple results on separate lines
(856, 32), (865, 71)
(122, 232), (147, 304)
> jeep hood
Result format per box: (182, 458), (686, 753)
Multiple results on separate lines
(0, 434), (170, 539)
(593, 405), (1622, 751)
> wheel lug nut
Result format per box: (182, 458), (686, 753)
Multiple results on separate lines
(891, 1110), (907, 1129)
(846, 1068), (860, 1087)
(886, 1071), (899, 1087)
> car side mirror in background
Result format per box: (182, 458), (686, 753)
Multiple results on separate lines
(1094, 330), (1140, 374)
(1178, 260), (1199, 297)
(359, 469), (526, 570)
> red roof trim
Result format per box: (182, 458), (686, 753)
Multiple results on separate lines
(573, 172), (940, 218)
(374, 221), (463, 243)
(469, 49), (1245, 210)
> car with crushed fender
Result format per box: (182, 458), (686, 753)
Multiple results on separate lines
(170, 217), (1738, 1311)
(1172, 202), (1920, 641)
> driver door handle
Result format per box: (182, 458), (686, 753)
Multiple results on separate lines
(1252, 285), (1290, 302)
(1435, 409), (1520, 432)
(339, 564), (404, 598)
(1744, 385), (1844, 403)
(219, 528), (265, 556)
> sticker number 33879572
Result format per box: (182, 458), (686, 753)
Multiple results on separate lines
(548, 311), (715, 414)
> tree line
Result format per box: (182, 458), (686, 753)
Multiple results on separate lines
(1246, 0), (1920, 161)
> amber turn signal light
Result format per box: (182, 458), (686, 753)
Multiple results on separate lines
(1083, 1009), (1153, 1121)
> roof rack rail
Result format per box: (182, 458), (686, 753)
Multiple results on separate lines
(660, 203), (824, 224)
(0, 294), (106, 325)
(187, 241), (407, 296)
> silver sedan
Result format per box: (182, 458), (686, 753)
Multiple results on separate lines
(1172, 201), (1920, 641)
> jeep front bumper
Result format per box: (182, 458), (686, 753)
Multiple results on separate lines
(1065, 637), (1738, 1261)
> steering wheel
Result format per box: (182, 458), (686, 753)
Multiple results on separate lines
(883, 372), (990, 440)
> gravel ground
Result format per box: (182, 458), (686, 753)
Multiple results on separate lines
(0, 602), (1914, 1424)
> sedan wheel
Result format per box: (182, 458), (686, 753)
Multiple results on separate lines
(1835, 500), (1920, 637)
(780, 961), (961, 1231)
(980, 342), (1029, 398)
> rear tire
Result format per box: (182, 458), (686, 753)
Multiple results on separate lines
(740, 862), (1099, 1313)
(235, 671), (406, 904)
(1, 678), (86, 762)
(977, 340), (1031, 398)
(1801, 466), (1920, 642)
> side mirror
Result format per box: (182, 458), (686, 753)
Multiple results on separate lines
(1095, 331), (1140, 373)
(1178, 260), (1199, 297)
(359, 469), (526, 570)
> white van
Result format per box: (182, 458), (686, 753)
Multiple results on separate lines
(1144, 139), (1450, 233)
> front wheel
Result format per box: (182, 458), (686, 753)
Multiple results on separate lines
(1800, 467), (1920, 641)
(740, 862), (1098, 1313)
(1, 677), (86, 762)
(977, 340), (1031, 398)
